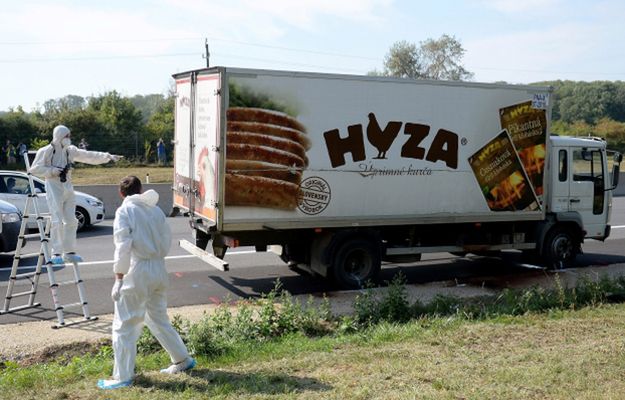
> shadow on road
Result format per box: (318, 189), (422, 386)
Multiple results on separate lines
(215, 250), (625, 298)
(76, 224), (113, 238)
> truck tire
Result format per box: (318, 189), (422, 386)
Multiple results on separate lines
(543, 227), (578, 270)
(332, 238), (381, 289)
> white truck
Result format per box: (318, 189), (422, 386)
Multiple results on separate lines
(172, 67), (622, 288)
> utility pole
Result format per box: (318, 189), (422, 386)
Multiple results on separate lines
(203, 38), (210, 68)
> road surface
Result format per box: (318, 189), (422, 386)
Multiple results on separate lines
(1, 197), (625, 325)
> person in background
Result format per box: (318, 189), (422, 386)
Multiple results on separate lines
(156, 138), (166, 165)
(79, 138), (89, 150)
(6, 177), (16, 193)
(0, 141), (5, 166)
(29, 125), (123, 264)
(97, 176), (195, 390)
(17, 142), (27, 164)
(6, 140), (16, 164)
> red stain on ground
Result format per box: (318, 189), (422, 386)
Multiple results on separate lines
(209, 296), (221, 304)
(175, 272), (183, 278)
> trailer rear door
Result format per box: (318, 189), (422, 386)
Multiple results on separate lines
(173, 69), (223, 226)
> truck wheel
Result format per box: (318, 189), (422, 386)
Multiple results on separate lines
(332, 238), (381, 289)
(543, 227), (578, 270)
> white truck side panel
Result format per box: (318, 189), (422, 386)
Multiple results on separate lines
(175, 68), (551, 232)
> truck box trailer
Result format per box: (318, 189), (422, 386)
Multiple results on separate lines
(172, 67), (622, 288)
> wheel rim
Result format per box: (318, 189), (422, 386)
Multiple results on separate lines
(344, 248), (373, 280)
(75, 210), (85, 230)
(551, 234), (573, 261)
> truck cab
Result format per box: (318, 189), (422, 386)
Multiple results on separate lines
(547, 136), (621, 241)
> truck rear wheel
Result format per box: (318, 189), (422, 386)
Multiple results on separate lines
(332, 238), (381, 289)
(543, 227), (578, 270)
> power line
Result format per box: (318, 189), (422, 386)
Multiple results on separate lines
(0, 35), (380, 62)
(0, 52), (201, 63)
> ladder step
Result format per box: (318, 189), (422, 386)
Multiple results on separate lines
(58, 302), (86, 310)
(0, 303), (41, 314)
(7, 290), (37, 299)
(21, 233), (46, 240)
(14, 271), (40, 279)
(14, 252), (43, 259)
(53, 280), (82, 287)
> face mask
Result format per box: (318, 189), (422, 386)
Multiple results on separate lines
(61, 138), (71, 147)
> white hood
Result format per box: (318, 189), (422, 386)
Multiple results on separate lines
(52, 125), (70, 144)
(123, 189), (159, 207)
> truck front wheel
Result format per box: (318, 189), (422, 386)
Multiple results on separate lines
(543, 227), (579, 270)
(332, 238), (381, 289)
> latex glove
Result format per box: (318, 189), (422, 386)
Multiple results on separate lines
(111, 279), (123, 302)
(51, 167), (64, 177)
(109, 154), (123, 162)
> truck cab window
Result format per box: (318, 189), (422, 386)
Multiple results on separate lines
(558, 150), (567, 182)
(572, 149), (604, 214)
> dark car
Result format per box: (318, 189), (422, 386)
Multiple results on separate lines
(0, 199), (22, 253)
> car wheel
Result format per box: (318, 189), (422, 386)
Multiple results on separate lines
(75, 206), (90, 231)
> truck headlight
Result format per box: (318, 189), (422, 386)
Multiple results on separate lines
(86, 198), (103, 207)
(1, 212), (21, 223)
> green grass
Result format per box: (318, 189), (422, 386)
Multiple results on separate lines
(3, 305), (625, 399)
(71, 165), (173, 185)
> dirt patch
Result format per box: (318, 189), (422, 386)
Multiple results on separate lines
(17, 338), (111, 367)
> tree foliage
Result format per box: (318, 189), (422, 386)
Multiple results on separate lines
(0, 92), (173, 161)
(381, 35), (473, 81)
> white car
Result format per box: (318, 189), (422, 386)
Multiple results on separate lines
(0, 170), (105, 231)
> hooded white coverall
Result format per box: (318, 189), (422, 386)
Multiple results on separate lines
(112, 189), (190, 382)
(29, 126), (114, 256)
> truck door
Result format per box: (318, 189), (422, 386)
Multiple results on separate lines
(173, 70), (222, 226)
(192, 71), (222, 224)
(549, 146), (570, 212)
(569, 147), (608, 238)
(173, 74), (194, 215)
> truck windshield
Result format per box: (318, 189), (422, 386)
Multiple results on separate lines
(572, 149), (604, 214)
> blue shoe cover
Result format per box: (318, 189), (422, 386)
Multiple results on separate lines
(160, 357), (196, 374)
(63, 253), (83, 263)
(50, 255), (64, 265)
(97, 378), (132, 390)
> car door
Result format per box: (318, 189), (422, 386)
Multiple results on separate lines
(0, 175), (30, 213)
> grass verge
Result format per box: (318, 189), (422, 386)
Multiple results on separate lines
(72, 165), (173, 184)
(3, 274), (625, 399)
(2, 306), (625, 399)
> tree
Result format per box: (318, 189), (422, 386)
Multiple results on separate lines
(87, 91), (143, 157)
(383, 40), (422, 79)
(419, 35), (474, 81)
(144, 95), (175, 161)
(381, 35), (473, 81)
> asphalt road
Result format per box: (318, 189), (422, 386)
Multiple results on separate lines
(1, 198), (625, 325)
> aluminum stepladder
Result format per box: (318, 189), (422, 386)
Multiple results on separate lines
(0, 151), (98, 328)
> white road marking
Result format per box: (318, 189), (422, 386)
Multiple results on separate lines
(612, 225), (625, 229)
(10, 249), (258, 272)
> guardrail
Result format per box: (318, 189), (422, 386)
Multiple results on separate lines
(73, 183), (173, 219)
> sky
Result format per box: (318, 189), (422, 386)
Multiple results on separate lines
(1, 0), (624, 111)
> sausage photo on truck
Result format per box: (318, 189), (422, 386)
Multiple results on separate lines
(225, 107), (310, 210)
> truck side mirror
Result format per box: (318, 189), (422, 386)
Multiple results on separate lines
(612, 163), (620, 188)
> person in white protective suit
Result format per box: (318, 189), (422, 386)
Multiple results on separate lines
(97, 176), (195, 390)
(29, 125), (122, 264)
